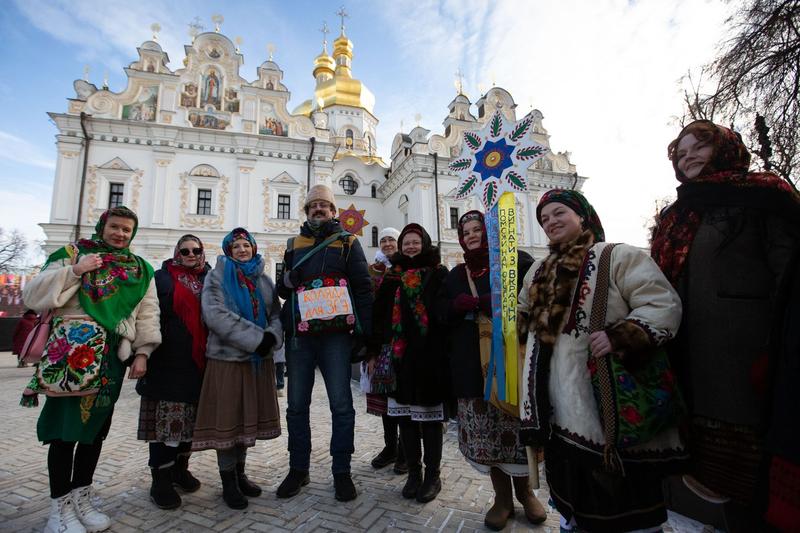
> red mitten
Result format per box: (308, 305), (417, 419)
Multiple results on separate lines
(452, 293), (479, 313)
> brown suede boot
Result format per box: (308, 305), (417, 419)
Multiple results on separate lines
(512, 475), (547, 525)
(484, 467), (515, 531)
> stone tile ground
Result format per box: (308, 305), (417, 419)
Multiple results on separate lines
(0, 352), (707, 532)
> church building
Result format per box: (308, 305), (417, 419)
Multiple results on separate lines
(42, 19), (585, 274)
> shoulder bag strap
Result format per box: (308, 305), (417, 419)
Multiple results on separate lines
(589, 243), (617, 334)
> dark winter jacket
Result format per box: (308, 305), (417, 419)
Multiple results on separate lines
(438, 251), (534, 398)
(135, 261), (209, 403)
(277, 219), (373, 338)
(675, 207), (799, 428)
(369, 247), (450, 407)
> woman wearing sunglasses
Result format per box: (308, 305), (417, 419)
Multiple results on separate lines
(136, 235), (210, 509)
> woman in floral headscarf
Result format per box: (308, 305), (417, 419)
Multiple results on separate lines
(652, 120), (800, 532)
(136, 235), (209, 510)
(366, 223), (449, 503)
(437, 210), (544, 530)
(518, 190), (684, 532)
(22, 206), (161, 533)
(192, 228), (283, 510)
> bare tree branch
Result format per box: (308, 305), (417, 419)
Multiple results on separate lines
(678, 0), (800, 185)
(0, 228), (28, 270)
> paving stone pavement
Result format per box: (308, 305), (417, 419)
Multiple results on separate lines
(1, 352), (702, 532)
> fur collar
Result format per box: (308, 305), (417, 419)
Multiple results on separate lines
(528, 230), (595, 345)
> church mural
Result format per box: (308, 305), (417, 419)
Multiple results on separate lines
(121, 86), (158, 122)
(201, 69), (222, 110)
(188, 107), (230, 130)
(180, 83), (198, 108)
(225, 88), (240, 113)
(259, 102), (287, 136)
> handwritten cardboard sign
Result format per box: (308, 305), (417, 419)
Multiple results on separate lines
(297, 286), (353, 321)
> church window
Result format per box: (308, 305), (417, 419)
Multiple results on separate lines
(277, 194), (291, 219)
(108, 183), (124, 209)
(345, 129), (354, 148)
(367, 135), (372, 154)
(450, 207), (459, 229)
(339, 174), (358, 195)
(445, 125), (451, 137)
(197, 189), (212, 215)
(371, 184), (377, 198)
(372, 227), (379, 247)
(478, 104), (485, 118)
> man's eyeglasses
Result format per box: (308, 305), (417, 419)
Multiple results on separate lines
(179, 248), (203, 257)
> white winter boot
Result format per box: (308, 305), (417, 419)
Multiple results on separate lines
(43, 494), (87, 533)
(70, 486), (111, 532)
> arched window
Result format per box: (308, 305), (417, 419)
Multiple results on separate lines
(367, 135), (372, 154)
(371, 184), (377, 198)
(339, 174), (358, 195)
(372, 226), (379, 247)
(345, 129), (354, 148)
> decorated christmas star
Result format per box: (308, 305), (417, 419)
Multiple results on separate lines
(449, 110), (548, 210)
(338, 204), (369, 236)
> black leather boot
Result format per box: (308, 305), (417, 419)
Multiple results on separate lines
(150, 467), (181, 510)
(276, 468), (310, 499)
(417, 422), (443, 503)
(220, 469), (247, 509)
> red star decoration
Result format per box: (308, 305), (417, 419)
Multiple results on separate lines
(338, 204), (369, 236)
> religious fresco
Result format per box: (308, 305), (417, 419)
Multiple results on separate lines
(259, 102), (288, 136)
(121, 86), (158, 122)
(188, 107), (230, 130)
(201, 69), (222, 110)
(180, 83), (198, 108)
(225, 88), (240, 113)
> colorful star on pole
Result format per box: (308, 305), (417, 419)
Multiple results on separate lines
(449, 111), (549, 210)
(338, 204), (369, 236)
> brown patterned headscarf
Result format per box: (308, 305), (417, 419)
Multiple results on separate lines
(652, 120), (799, 285)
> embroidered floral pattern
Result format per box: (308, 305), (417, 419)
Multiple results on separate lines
(388, 268), (431, 360)
(36, 316), (106, 395)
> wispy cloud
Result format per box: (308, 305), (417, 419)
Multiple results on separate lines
(0, 131), (55, 170)
(375, 0), (734, 245)
(12, 0), (193, 74)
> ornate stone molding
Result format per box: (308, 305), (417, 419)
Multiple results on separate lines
(179, 172), (229, 229)
(61, 151), (80, 159)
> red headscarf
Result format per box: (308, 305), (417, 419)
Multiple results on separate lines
(457, 210), (490, 277)
(651, 120), (799, 285)
(167, 234), (208, 371)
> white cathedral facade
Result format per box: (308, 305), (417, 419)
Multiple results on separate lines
(42, 24), (585, 275)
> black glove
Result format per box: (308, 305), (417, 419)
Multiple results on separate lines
(283, 269), (302, 289)
(256, 333), (277, 358)
(350, 335), (367, 363)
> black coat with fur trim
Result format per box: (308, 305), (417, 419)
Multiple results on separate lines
(369, 247), (451, 407)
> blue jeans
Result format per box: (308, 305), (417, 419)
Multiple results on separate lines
(286, 332), (354, 474)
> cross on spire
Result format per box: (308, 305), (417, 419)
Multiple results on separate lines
(188, 17), (204, 41)
(455, 67), (464, 95)
(319, 21), (330, 52)
(336, 6), (348, 34)
(267, 43), (276, 61)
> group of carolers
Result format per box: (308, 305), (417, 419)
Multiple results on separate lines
(20, 119), (800, 533)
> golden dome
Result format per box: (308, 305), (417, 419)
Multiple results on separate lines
(292, 31), (375, 116)
(313, 50), (335, 79)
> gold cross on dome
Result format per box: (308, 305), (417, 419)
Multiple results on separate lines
(455, 68), (464, 94)
(319, 21), (330, 51)
(336, 6), (348, 33)
(267, 43), (276, 61)
(150, 23), (161, 41)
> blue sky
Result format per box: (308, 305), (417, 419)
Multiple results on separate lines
(1, 0), (733, 258)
